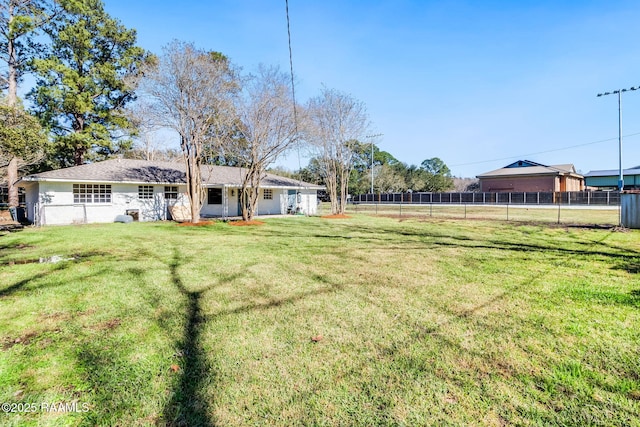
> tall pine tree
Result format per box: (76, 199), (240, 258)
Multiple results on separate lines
(1, 0), (56, 206)
(29, 0), (148, 167)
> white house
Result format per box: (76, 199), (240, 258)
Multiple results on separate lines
(19, 159), (322, 225)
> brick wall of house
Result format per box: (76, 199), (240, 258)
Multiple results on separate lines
(479, 176), (558, 192)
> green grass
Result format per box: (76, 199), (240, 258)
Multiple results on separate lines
(348, 203), (620, 225)
(0, 215), (639, 426)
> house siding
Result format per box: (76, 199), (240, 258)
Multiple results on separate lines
(27, 183), (318, 225)
(257, 189), (284, 215)
(30, 182), (188, 225)
(563, 176), (584, 191)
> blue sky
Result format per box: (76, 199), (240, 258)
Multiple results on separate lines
(104, 0), (640, 178)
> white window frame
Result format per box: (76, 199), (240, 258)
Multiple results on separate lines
(73, 184), (111, 204)
(138, 185), (154, 200)
(164, 186), (178, 200)
(263, 189), (273, 200)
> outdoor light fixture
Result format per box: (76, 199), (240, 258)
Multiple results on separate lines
(597, 85), (640, 226)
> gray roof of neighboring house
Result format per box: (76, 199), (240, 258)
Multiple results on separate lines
(477, 160), (582, 178)
(20, 159), (323, 189)
(584, 166), (640, 177)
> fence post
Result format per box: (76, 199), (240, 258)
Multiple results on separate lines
(399, 202), (402, 217)
(464, 204), (467, 219)
(557, 202), (561, 224)
(430, 203), (432, 217)
(506, 203), (509, 221)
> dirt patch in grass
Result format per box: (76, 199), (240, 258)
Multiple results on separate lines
(1, 328), (61, 350)
(321, 214), (351, 219)
(40, 308), (97, 322)
(2, 331), (40, 349)
(228, 220), (265, 226)
(90, 318), (122, 331)
(176, 221), (217, 227)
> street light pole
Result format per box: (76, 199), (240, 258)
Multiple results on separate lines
(371, 141), (374, 194)
(597, 86), (639, 226)
(365, 133), (383, 195)
(597, 86), (638, 192)
(617, 90), (623, 192)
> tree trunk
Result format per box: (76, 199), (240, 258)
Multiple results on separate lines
(186, 158), (201, 223)
(240, 169), (260, 222)
(6, 5), (19, 208)
(7, 157), (19, 208)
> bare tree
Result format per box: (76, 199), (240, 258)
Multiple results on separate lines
(125, 99), (172, 161)
(140, 40), (238, 223)
(306, 87), (369, 214)
(234, 65), (299, 221)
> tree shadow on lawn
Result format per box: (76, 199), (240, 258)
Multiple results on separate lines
(245, 219), (639, 258)
(0, 251), (111, 298)
(162, 248), (219, 427)
(324, 261), (639, 425)
(339, 223), (640, 274)
(157, 248), (347, 426)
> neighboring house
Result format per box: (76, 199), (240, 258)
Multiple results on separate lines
(584, 166), (640, 190)
(19, 159), (322, 225)
(477, 160), (584, 192)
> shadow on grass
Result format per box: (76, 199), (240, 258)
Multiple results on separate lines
(162, 248), (216, 427)
(0, 263), (70, 298)
(160, 249), (346, 426)
(0, 251), (109, 298)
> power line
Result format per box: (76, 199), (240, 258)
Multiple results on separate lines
(285, 0), (301, 170)
(449, 131), (640, 167)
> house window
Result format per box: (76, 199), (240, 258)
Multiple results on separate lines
(0, 187), (25, 205)
(263, 189), (273, 200)
(164, 186), (178, 200)
(73, 184), (111, 203)
(138, 185), (154, 199)
(207, 188), (222, 205)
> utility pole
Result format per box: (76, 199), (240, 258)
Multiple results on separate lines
(597, 86), (639, 226)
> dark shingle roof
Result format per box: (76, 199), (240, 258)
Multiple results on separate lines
(21, 159), (322, 189)
(477, 160), (581, 178)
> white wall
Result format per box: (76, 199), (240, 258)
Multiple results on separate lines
(200, 187), (231, 217)
(28, 181), (318, 225)
(24, 182), (39, 223)
(257, 188), (285, 215)
(299, 190), (318, 215)
(275, 189), (318, 216)
(33, 182), (188, 225)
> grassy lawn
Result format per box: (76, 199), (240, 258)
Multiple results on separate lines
(348, 203), (620, 225)
(1, 215), (639, 426)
